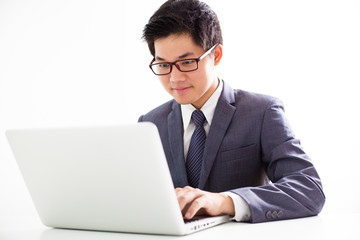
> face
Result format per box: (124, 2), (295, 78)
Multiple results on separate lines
(153, 34), (222, 109)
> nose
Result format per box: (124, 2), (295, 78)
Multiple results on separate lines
(169, 64), (186, 83)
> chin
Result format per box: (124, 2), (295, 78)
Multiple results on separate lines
(173, 97), (192, 105)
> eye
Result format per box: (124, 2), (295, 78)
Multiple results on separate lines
(180, 60), (196, 65)
(157, 63), (170, 69)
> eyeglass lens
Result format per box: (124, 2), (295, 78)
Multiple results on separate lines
(152, 59), (198, 75)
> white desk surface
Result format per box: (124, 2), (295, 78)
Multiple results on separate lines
(1, 213), (359, 240)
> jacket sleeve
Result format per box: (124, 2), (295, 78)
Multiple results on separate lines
(230, 99), (326, 223)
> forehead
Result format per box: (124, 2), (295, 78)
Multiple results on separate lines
(154, 33), (204, 61)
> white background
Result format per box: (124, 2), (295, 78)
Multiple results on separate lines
(0, 0), (359, 220)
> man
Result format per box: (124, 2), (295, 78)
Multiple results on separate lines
(139, 0), (325, 223)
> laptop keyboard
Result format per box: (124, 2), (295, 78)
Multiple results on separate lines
(183, 215), (208, 223)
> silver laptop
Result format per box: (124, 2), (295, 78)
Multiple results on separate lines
(6, 123), (229, 235)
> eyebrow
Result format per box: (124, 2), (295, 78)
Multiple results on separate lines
(155, 52), (195, 61)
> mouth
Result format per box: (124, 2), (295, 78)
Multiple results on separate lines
(172, 86), (192, 95)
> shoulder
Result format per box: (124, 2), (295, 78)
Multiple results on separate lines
(221, 80), (283, 109)
(138, 99), (175, 122)
(232, 88), (283, 110)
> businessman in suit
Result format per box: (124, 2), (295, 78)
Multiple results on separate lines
(139, 0), (325, 223)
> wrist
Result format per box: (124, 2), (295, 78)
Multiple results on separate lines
(220, 193), (235, 216)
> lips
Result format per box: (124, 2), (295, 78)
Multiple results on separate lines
(172, 86), (192, 94)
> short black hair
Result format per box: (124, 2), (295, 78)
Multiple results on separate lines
(142, 0), (223, 56)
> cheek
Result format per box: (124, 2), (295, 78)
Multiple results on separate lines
(202, 60), (215, 76)
(196, 59), (213, 79)
(192, 66), (211, 87)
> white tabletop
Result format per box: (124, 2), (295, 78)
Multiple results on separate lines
(1, 213), (360, 240)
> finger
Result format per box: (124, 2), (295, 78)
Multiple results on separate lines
(176, 187), (202, 213)
(175, 186), (194, 195)
(184, 195), (206, 220)
(176, 188), (196, 211)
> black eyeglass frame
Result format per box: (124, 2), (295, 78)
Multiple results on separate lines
(149, 44), (218, 76)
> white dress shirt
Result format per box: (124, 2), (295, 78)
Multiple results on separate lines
(180, 79), (251, 222)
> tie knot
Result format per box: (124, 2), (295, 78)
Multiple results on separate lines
(191, 110), (206, 127)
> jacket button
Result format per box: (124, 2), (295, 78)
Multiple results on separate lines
(277, 211), (283, 218)
(266, 211), (272, 219)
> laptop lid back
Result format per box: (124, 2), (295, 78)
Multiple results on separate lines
(6, 123), (187, 235)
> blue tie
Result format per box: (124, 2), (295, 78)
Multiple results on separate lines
(186, 110), (206, 188)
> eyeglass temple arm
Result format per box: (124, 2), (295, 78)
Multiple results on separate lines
(198, 44), (218, 61)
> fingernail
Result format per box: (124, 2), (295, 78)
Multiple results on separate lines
(185, 212), (192, 219)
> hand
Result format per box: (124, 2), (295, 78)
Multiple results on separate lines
(175, 186), (235, 220)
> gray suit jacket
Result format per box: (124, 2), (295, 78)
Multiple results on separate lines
(138, 80), (325, 223)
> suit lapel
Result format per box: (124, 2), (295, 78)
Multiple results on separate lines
(198, 82), (236, 189)
(167, 101), (189, 187)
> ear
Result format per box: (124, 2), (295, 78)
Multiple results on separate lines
(213, 44), (223, 66)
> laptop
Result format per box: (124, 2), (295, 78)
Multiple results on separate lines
(5, 122), (230, 235)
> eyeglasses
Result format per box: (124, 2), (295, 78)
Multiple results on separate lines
(149, 44), (218, 76)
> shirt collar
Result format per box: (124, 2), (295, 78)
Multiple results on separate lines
(181, 79), (223, 131)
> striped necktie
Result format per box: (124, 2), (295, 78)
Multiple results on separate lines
(186, 110), (206, 188)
